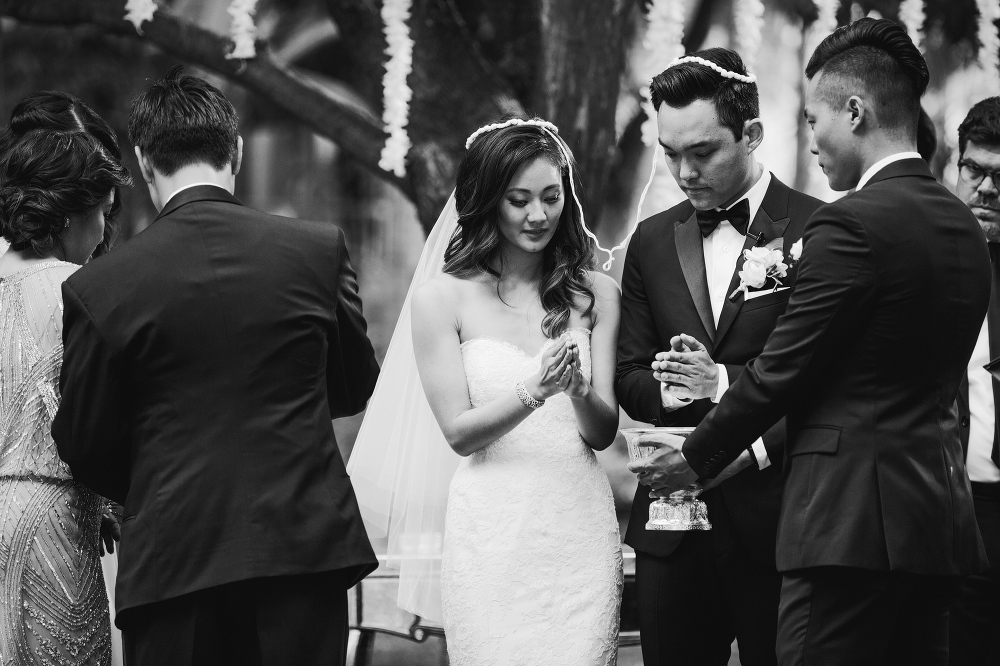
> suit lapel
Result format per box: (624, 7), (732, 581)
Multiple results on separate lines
(675, 211), (716, 342)
(714, 180), (791, 347)
(987, 253), (1000, 464)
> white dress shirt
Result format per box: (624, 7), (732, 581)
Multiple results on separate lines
(967, 315), (1000, 483)
(855, 152), (922, 191)
(662, 168), (772, 469)
(163, 182), (226, 208)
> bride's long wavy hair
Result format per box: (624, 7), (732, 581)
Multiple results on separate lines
(444, 119), (595, 338)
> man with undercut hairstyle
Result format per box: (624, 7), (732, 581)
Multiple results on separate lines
(951, 96), (1000, 665)
(630, 18), (990, 664)
(617, 47), (822, 666)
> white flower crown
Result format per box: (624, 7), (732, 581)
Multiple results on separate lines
(464, 118), (560, 150)
(665, 55), (758, 83)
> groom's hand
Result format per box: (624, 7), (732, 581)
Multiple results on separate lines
(626, 433), (699, 494)
(653, 333), (719, 401)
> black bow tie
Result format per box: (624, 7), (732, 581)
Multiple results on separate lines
(696, 198), (751, 237)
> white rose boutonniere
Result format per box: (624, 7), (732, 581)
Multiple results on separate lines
(790, 238), (803, 262)
(729, 237), (799, 301)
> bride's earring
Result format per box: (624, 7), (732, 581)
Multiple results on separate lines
(64, 217), (71, 228)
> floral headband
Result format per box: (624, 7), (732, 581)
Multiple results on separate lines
(464, 118), (624, 270)
(665, 55), (758, 83)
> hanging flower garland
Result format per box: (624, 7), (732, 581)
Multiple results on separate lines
(977, 0), (1000, 78)
(806, 0), (840, 55)
(898, 0), (926, 52)
(124, 0), (157, 35)
(226, 0), (259, 61)
(378, 0), (414, 178)
(639, 0), (687, 147)
(733, 0), (766, 72)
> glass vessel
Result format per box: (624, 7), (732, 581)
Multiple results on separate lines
(621, 427), (711, 531)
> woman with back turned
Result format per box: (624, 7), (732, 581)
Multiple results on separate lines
(0, 99), (131, 665)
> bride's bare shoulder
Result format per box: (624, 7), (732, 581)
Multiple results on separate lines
(412, 273), (481, 316)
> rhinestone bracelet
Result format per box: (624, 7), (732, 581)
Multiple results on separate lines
(516, 380), (545, 409)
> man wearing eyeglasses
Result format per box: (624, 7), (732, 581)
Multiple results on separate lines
(952, 96), (1000, 665)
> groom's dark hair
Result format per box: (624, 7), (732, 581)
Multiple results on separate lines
(128, 66), (239, 176)
(806, 18), (928, 137)
(649, 48), (759, 143)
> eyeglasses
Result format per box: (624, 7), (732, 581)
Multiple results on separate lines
(958, 160), (1000, 189)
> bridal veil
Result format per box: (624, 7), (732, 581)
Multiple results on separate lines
(346, 193), (461, 623)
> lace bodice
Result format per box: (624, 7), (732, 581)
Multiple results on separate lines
(460, 327), (595, 467)
(441, 327), (622, 666)
(0, 261), (77, 480)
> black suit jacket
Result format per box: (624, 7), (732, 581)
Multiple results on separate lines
(616, 175), (822, 563)
(683, 159), (990, 576)
(52, 186), (380, 618)
(957, 248), (1000, 458)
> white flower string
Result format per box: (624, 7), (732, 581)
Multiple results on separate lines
(124, 0), (157, 35)
(733, 0), (766, 72)
(898, 0), (926, 52)
(977, 0), (1000, 79)
(464, 119), (559, 149)
(226, 0), (259, 61)
(378, 0), (414, 178)
(664, 56), (758, 83)
(807, 0), (841, 55)
(639, 0), (687, 148)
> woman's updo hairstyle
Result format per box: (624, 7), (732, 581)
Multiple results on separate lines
(0, 129), (131, 257)
(0, 91), (129, 255)
(445, 117), (595, 338)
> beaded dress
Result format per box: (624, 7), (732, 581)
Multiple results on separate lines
(0, 262), (110, 666)
(440, 328), (623, 665)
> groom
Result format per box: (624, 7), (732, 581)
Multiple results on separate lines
(53, 68), (380, 666)
(634, 19), (990, 663)
(616, 48), (821, 665)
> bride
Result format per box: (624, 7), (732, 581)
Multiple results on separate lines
(349, 117), (622, 665)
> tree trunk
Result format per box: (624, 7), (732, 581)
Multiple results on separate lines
(533, 0), (637, 231)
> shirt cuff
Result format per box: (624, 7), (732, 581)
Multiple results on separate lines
(750, 439), (770, 470)
(712, 364), (729, 403)
(661, 382), (693, 410)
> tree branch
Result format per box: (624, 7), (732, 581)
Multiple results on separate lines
(0, 0), (411, 197)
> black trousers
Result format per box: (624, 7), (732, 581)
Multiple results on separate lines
(120, 570), (350, 666)
(777, 567), (960, 666)
(635, 530), (782, 666)
(949, 481), (1000, 665)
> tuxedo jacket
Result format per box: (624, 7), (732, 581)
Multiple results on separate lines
(957, 249), (1000, 462)
(52, 186), (380, 618)
(616, 175), (822, 563)
(683, 159), (991, 576)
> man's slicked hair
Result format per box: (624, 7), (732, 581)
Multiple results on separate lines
(958, 96), (1000, 157)
(128, 66), (239, 176)
(805, 18), (929, 137)
(649, 48), (759, 143)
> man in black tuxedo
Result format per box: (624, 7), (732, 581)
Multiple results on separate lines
(53, 68), (380, 666)
(615, 48), (822, 666)
(632, 19), (990, 664)
(951, 96), (1000, 665)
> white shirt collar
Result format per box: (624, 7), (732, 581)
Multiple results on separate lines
(855, 152), (922, 191)
(721, 166), (771, 223)
(163, 182), (227, 207)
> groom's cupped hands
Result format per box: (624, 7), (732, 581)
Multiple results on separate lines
(653, 333), (719, 401)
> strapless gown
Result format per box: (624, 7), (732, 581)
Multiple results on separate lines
(441, 328), (623, 665)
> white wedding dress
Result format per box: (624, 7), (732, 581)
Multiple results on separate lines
(441, 327), (623, 666)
